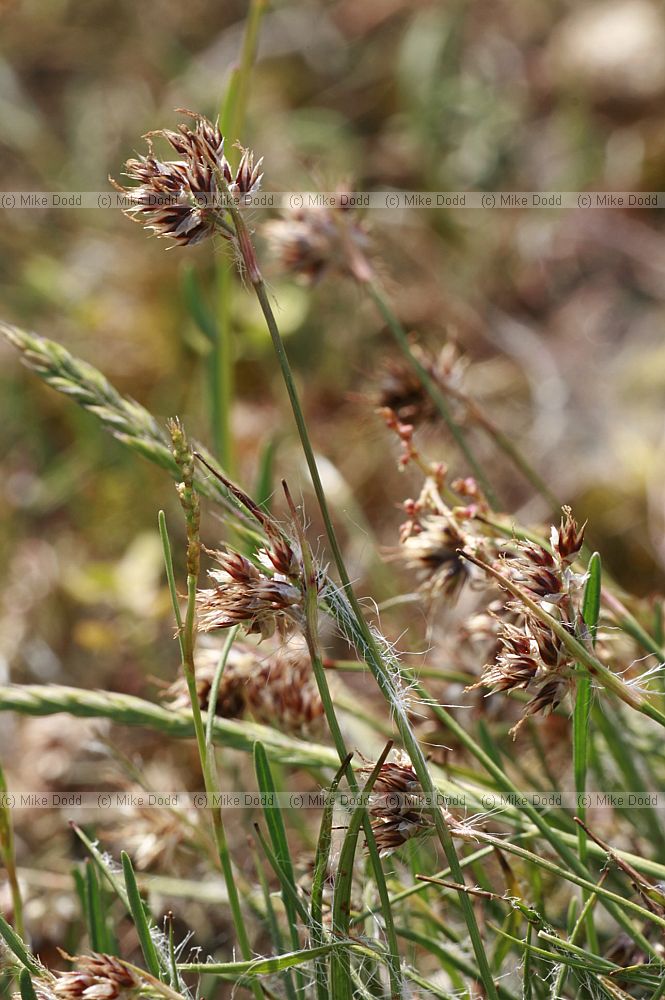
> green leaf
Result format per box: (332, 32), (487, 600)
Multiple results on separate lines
(254, 436), (278, 513)
(582, 552), (602, 641)
(331, 742), (392, 1000)
(85, 860), (110, 954)
(19, 968), (39, 1000)
(121, 851), (162, 980)
(575, 552), (601, 950)
(0, 914), (41, 975)
(179, 942), (347, 979)
(252, 743), (304, 1000)
(311, 753), (353, 1000)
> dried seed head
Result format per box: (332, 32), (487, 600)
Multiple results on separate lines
(265, 197), (372, 283)
(399, 515), (470, 601)
(197, 548), (303, 640)
(113, 110), (262, 246)
(52, 956), (139, 1000)
(469, 607), (575, 735)
(375, 359), (433, 425)
(361, 753), (435, 857)
(163, 640), (324, 735)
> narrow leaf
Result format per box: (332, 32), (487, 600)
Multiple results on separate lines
(121, 851), (162, 980)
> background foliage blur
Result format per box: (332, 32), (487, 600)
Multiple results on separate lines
(2, 0), (665, 974)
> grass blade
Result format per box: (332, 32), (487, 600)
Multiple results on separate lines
(574, 551), (601, 949)
(253, 741), (304, 995)
(0, 914), (41, 975)
(121, 851), (163, 980)
(330, 741), (393, 1000)
(19, 968), (39, 1000)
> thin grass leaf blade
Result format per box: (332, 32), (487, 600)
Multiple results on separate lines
(19, 968), (39, 1000)
(179, 942), (345, 977)
(0, 915), (41, 974)
(121, 851), (162, 980)
(330, 743), (392, 1000)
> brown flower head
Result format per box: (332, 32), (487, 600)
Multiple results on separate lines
(52, 956), (139, 1000)
(265, 193), (372, 284)
(399, 515), (470, 601)
(551, 505), (586, 566)
(163, 639), (324, 735)
(113, 110), (262, 246)
(196, 548), (303, 640)
(362, 753), (435, 856)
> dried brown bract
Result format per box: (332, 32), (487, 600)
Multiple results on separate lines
(394, 475), (495, 603)
(379, 344), (467, 422)
(113, 110), (262, 246)
(469, 507), (587, 736)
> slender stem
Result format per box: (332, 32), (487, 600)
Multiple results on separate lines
(0, 761), (24, 939)
(211, 0), (268, 472)
(205, 625), (238, 748)
(364, 279), (501, 510)
(551, 869), (606, 998)
(159, 510), (261, 998)
(284, 484), (402, 997)
(443, 382), (560, 511)
(228, 219), (499, 997)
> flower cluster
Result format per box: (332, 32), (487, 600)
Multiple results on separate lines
(113, 111), (262, 246)
(375, 344), (467, 427)
(395, 476), (493, 603)
(265, 194), (371, 283)
(196, 546), (303, 640)
(51, 955), (140, 1000)
(164, 640), (325, 735)
(470, 507), (587, 736)
(363, 753), (434, 856)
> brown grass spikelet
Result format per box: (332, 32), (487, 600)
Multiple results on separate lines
(265, 192), (372, 284)
(469, 506), (587, 736)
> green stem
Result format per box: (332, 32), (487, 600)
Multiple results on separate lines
(292, 511), (402, 997)
(159, 512), (261, 998)
(364, 279), (501, 510)
(211, 0), (268, 472)
(231, 235), (499, 997)
(0, 761), (24, 939)
(444, 383), (560, 511)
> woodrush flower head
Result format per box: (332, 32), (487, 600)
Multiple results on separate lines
(113, 110), (262, 246)
(469, 507), (586, 736)
(265, 196), (372, 283)
(395, 475), (495, 603)
(375, 344), (467, 427)
(163, 639), (324, 734)
(468, 611), (573, 737)
(197, 548), (303, 640)
(400, 515), (470, 601)
(52, 956), (139, 1000)
(362, 752), (435, 856)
